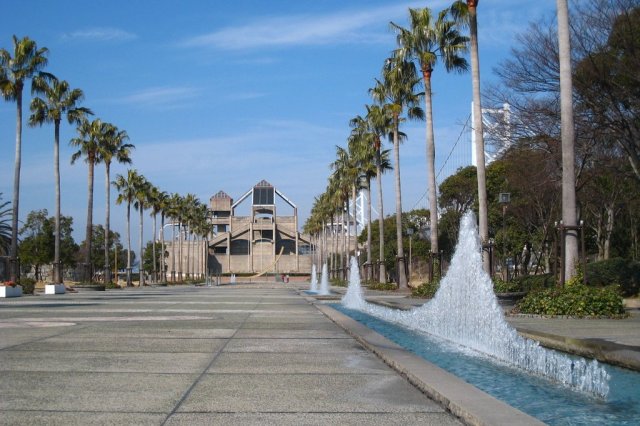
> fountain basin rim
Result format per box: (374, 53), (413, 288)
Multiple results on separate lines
(316, 303), (544, 426)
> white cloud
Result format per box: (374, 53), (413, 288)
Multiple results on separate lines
(181, 1), (439, 50)
(62, 27), (137, 42)
(117, 86), (199, 109)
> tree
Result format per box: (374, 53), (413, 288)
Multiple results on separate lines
(80, 225), (128, 276)
(370, 56), (424, 290)
(0, 35), (50, 282)
(392, 6), (469, 256)
(70, 118), (110, 282)
(366, 104), (394, 283)
(19, 210), (77, 281)
(18, 210), (53, 280)
(0, 194), (11, 256)
(29, 76), (91, 283)
(133, 174), (150, 286)
(573, 1), (640, 181)
(114, 169), (145, 286)
(97, 123), (133, 284)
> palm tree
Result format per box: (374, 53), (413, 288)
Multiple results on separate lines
(132, 175), (151, 287)
(391, 7), (469, 256)
(156, 190), (170, 282)
(148, 185), (162, 283)
(97, 124), (133, 285)
(167, 193), (184, 281)
(114, 169), (144, 286)
(0, 36), (49, 282)
(370, 56), (424, 290)
(451, 0), (490, 270)
(556, 0), (579, 280)
(0, 194), (11, 256)
(71, 118), (110, 282)
(28, 76), (91, 283)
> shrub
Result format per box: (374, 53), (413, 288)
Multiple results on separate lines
(493, 278), (522, 293)
(515, 284), (625, 317)
(331, 279), (348, 287)
(366, 282), (397, 291)
(412, 280), (440, 298)
(17, 277), (36, 294)
(586, 258), (640, 297)
(511, 273), (555, 292)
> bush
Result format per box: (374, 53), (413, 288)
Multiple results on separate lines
(586, 258), (640, 297)
(510, 273), (555, 292)
(515, 284), (625, 317)
(366, 282), (397, 291)
(411, 280), (440, 298)
(17, 277), (36, 294)
(331, 279), (348, 287)
(493, 278), (522, 293)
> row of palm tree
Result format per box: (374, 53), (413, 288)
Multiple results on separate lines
(1, 35), (213, 285)
(306, 3), (473, 288)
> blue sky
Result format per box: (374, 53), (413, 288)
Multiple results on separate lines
(0, 0), (556, 253)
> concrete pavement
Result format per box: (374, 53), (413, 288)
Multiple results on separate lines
(0, 284), (466, 425)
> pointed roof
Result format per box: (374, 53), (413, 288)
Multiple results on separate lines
(254, 179), (273, 188)
(211, 190), (231, 199)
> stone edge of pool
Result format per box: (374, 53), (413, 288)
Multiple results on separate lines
(313, 301), (545, 426)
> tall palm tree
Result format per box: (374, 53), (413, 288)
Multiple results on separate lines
(96, 123), (133, 285)
(0, 36), (49, 282)
(451, 0), (490, 270)
(156, 190), (170, 282)
(167, 193), (184, 281)
(114, 169), (144, 286)
(132, 175), (151, 287)
(365, 104), (394, 283)
(148, 185), (162, 283)
(556, 0), (579, 279)
(71, 118), (110, 282)
(392, 7), (469, 256)
(370, 56), (424, 290)
(28, 76), (91, 283)
(0, 194), (11, 256)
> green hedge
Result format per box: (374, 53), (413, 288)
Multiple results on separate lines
(515, 284), (625, 317)
(510, 273), (555, 292)
(18, 277), (36, 294)
(586, 258), (639, 297)
(493, 278), (522, 293)
(411, 280), (440, 298)
(366, 282), (397, 291)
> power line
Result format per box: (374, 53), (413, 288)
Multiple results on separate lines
(410, 114), (472, 211)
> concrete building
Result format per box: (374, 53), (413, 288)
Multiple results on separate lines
(207, 180), (312, 275)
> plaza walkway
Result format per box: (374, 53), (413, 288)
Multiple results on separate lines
(0, 284), (470, 425)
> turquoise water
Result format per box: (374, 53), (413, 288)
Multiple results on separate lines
(334, 305), (640, 425)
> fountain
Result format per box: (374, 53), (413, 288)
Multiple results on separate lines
(342, 257), (365, 309)
(318, 263), (330, 295)
(341, 211), (610, 398)
(309, 264), (318, 293)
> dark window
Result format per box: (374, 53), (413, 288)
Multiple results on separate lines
(253, 187), (274, 205)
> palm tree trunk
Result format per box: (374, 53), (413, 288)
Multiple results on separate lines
(152, 214), (157, 283)
(366, 179), (372, 281)
(392, 117), (408, 290)
(423, 71), (439, 254)
(469, 0), (490, 271)
(341, 206), (347, 280)
(104, 163), (111, 285)
(376, 162), (386, 283)
(85, 157), (95, 282)
(10, 90), (23, 283)
(179, 222), (183, 281)
(161, 213), (166, 282)
(557, 0), (579, 279)
(126, 203), (132, 286)
(186, 225), (192, 280)
(171, 221), (176, 282)
(53, 120), (62, 283)
(139, 204), (145, 287)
